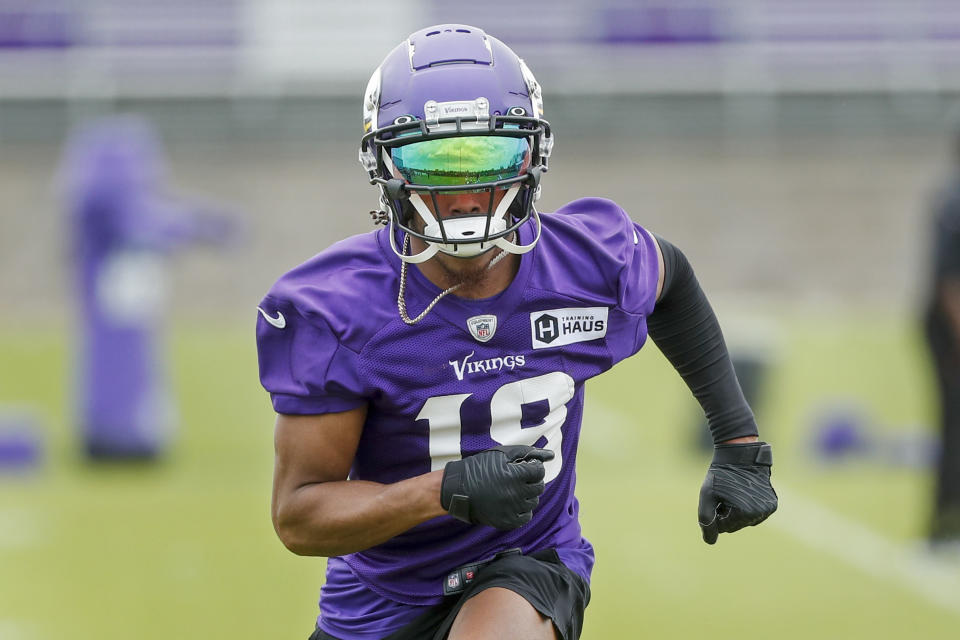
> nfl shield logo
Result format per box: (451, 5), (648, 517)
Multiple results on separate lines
(467, 315), (497, 343)
(447, 573), (461, 590)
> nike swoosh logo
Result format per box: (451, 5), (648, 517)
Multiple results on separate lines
(257, 307), (286, 329)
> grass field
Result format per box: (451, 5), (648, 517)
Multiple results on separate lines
(0, 309), (957, 639)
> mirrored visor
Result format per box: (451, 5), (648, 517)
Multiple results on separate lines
(390, 136), (530, 187)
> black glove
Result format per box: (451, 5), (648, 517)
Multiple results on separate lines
(441, 445), (554, 530)
(698, 442), (778, 545)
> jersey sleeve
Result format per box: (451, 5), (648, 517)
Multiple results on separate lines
(255, 295), (366, 415)
(553, 198), (660, 317)
(605, 211), (660, 364)
(617, 220), (660, 318)
(552, 198), (660, 364)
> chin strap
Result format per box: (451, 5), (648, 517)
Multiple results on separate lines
(493, 205), (541, 255)
(388, 213), (439, 264)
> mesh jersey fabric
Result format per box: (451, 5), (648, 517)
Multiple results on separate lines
(255, 197), (660, 633)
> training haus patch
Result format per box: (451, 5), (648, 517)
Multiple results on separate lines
(530, 307), (608, 349)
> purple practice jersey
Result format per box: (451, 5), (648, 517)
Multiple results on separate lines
(256, 197), (660, 638)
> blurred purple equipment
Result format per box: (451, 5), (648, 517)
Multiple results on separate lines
(811, 403), (937, 468)
(813, 407), (871, 461)
(0, 411), (43, 473)
(60, 116), (234, 461)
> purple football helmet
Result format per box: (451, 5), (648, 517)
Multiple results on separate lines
(359, 25), (553, 263)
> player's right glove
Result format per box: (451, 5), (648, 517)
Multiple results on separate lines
(698, 441), (778, 544)
(441, 445), (554, 530)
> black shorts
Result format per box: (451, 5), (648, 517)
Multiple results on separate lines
(309, 549), (591, 640)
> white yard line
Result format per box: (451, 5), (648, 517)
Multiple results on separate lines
(0, 506), (46, 550)
(766, 486), (960, 616)
(585, 403), (960, 615)
(0, 620), (34, 639)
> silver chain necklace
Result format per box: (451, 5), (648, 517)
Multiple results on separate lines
(397, 235), (511, 325)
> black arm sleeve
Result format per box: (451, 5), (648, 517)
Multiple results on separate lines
(647, 235), (759, 444)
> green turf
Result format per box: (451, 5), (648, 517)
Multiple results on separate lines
(0, 311), (957, 639)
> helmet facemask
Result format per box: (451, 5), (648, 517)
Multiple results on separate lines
(361, 98), (551, 264)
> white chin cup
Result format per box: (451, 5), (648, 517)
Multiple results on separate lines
(389, 185), (538, 262)
(424, 216), (507, 258)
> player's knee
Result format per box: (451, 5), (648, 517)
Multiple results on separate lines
(448, 587), (559, 640)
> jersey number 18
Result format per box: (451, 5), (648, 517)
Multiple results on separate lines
(417, 371), (575, 483)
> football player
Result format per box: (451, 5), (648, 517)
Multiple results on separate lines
(257, 24), (778, 640)
(924, 128), (960, 551)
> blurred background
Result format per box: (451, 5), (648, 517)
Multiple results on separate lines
(1, 1), (959, 638)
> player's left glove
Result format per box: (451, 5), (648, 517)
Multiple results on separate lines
(698, 442), (778, 545)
